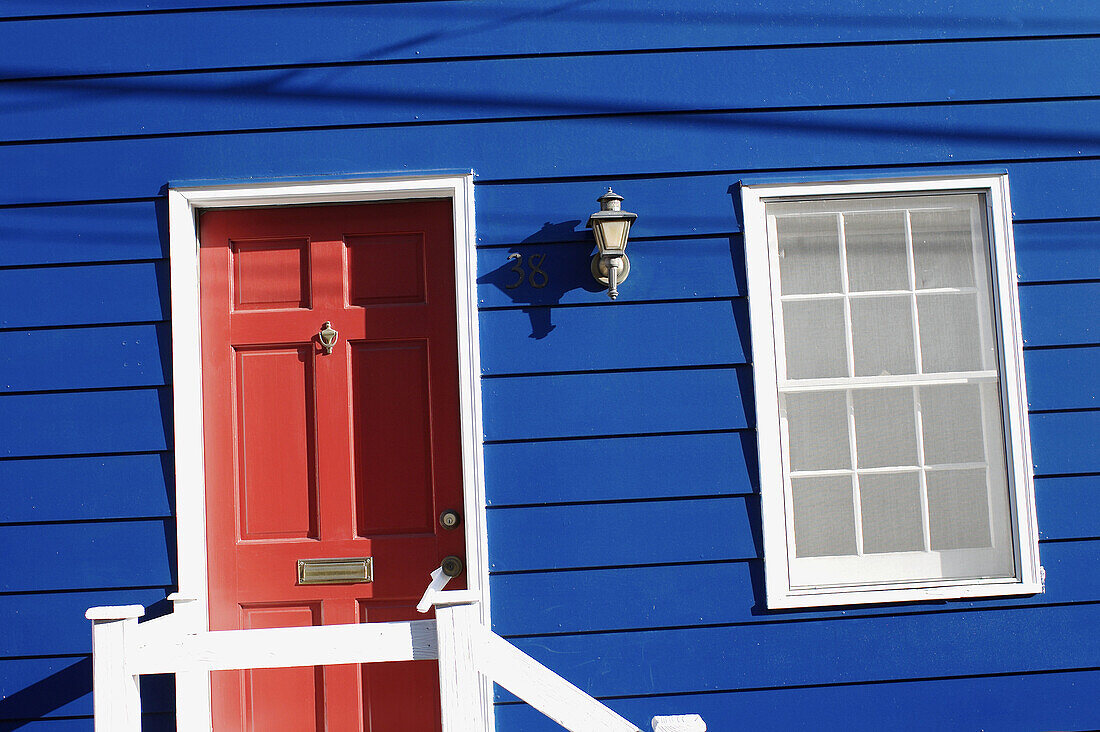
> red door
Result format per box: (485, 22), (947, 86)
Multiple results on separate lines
(199, 200), (465, 730)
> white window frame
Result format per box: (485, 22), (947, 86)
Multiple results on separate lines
(742, 174), (1042, 609)
(165, 173), (492, 729)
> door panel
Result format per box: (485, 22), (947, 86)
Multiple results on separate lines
(235, 346), (317, 540)
(200, 200), (461, 731)
(346, 233), (427, 305)
(353, 340), (435, 537)
(231, 237), (311, 311)
(359, 603), (442, 731)
(240, 604), (325, 731)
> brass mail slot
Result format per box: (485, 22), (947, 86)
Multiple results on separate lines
(297, 557), (373, 585)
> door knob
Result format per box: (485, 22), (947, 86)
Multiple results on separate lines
(440, 555), (464, 578)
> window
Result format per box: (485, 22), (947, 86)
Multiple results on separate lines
(742, 175), (1042, 608)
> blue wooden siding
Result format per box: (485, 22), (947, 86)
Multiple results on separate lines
(1, 1), (1098, 74)
(0, 3), (1096, 730)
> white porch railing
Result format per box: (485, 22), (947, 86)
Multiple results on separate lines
(87, 574), (705, 732)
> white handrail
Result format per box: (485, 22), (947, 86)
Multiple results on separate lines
(132, 618), (438, 675)
(88, 584), (702, 731)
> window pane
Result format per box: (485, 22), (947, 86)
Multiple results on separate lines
(851, 295), (916, 376)
(785, 391), (851, 471)
(783, 299), (848, 379)
(911, 208), (976, 289)
(776, 214), (841, 295)
(853, 388), (918, 468)
(918, 293), (983, 372)
(792, 475), (857, 558)
(927, 469), (992, 550)
(920, 384), (985, 465)
(844, 210), (909, 292)
(859, 472), (924, 553)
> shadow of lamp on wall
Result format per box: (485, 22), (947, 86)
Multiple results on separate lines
(587, 188), (638, 300)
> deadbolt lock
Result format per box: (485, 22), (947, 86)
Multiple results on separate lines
(439, 509), (461, 530)
(440, 555), (464, 578)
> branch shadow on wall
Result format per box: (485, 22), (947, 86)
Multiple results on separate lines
(0, 657), (173, 730)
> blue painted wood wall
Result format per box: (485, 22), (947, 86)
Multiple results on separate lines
(0, 2), (1097, 729)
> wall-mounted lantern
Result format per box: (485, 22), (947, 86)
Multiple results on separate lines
(587, 188), (637, 300)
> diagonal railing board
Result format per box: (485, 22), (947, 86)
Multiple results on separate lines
(478, 624), (643, 732)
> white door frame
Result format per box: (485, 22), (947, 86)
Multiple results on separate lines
(166, 173), (491, 730)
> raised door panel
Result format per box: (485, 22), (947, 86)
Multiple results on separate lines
(235, 346), (318, 540)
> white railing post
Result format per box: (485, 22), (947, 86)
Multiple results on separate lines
(86, 605), (145, 732)
(434, 600), (487, 732)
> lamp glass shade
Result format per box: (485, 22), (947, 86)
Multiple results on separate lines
(594, 219), (631, 255)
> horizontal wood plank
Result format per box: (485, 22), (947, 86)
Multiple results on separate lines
(1025, 345), (1100, 411)
(1, 1), (1097, 75)
(5, 39), (1099, 142)
(0, 453), (172, 524)
(0, 161), (1091, 257)
(477, 237), (743, 307)
(485, 431), (756, 506)
(0, 260), (1091, 360)
(0, 658), (171, 720)
(0, 716), (172, 732)
(0, 263), (167, 329)
(499, 602), (1100, 699)
(0, 520), (174, 592)
(489, 537), (1098, 636)
(0, 0), (307, 14)
(1030, 411), (1100, 476)
(0, 657), (93, 721)
(1, 101), (1098, 206)
(475, 159), (1099, 246)
(131, 619), (438, 674)
(0, 324), (169, 393)
(1036, 475), (1100, 541)
(495, 668), (1100, 732)
(482, 367), (752, 441)
(0, 589), (170, 657)
(1013, 219), (1100, 284)
(0, 201), (163, 268)
(1020, 281), (1100, 347)
(0, 388), (170, 458)
(479, 292), (1100, 389)
(487, 497), (759, 572)
(479, 300), (748, 375)
(486, 470), (1093, 575)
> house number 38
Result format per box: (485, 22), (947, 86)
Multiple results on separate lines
(506, 252), (549, 289)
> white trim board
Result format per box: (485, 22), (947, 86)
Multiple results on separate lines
(166, 174), (491, 730)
